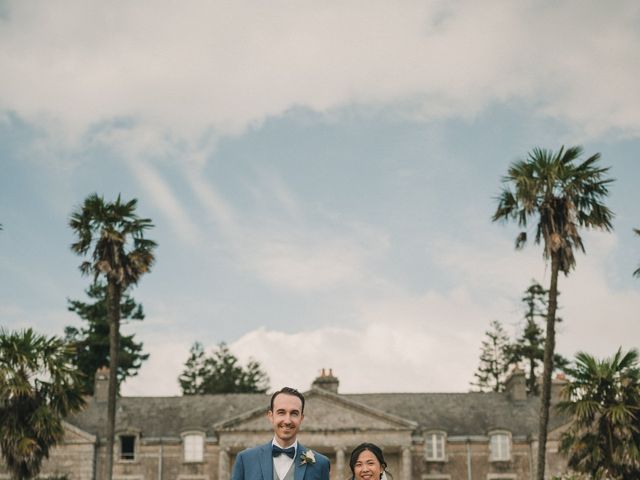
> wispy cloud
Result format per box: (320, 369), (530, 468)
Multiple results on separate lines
(186, 168), (239, 238)
(184, 168), (388, 292)
(121, 225), (640, 396)
(128, 161), (202, 246)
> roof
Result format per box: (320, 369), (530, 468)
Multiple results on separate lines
(66, 390), (569, 440)
(347, 392), (540, 437)
(67, 394), (268, 438)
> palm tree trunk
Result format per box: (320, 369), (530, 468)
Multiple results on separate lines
(105, 280), (122, 480)
(536, 252), (559, 480)
(529, 357), (537, 395)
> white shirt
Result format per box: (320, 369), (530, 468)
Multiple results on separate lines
(272, 438), (297, 480)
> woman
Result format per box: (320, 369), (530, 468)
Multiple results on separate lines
(348, 443), (392, 480)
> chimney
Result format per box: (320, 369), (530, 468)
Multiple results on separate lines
(94, 366), (110, 402)
(505, 367), (527, 401)
(551, 372), (568, 403)
(311, 368), (339, 394)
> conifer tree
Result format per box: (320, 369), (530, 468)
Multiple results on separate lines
(509, 281), (568, 395)
(179, 342), (269, 394)
(65, 281), (149, 395)
(471, 320), (512, 392)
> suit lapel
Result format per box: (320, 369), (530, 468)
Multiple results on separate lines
(259, 442), (272, 480)
(294, 444), (307, 480)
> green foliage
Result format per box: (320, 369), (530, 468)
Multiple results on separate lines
(0, 328), (85, 480)
(493, 145), (614, 274)
(69, 193), (157, 287)
(69, 193), (156, 480)
(508, 280), (569, 395)
(493, 145), (614, 480)
(64, 281), (149, 395)
(471, 320), (511, 392)
(558, 348), (640, 480)
(179, 342), (269, 395)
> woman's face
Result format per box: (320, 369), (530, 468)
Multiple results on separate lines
(353, 449), (383, 480)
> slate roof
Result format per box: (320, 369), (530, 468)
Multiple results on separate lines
(67, 394), (268, 438)
(347, 392), (540, 437)
(66, 391), (569, 440)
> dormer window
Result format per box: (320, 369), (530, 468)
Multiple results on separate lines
(119, 434), (136, 461)
(425, 431), (446, 461)
(489, 431), (511, 461)
(183, 432), (204, 462)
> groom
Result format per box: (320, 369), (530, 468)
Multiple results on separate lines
(231, 387), (330, 480)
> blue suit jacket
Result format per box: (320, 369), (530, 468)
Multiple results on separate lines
(231, 442), (330, 480)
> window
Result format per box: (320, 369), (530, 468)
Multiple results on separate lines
(120, 435), (136, 461)
(183, 433), (204, 462)
(489, 432), (511, 461)
(425, 432), (446, 461)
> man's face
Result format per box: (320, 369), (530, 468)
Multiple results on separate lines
(267, 393), (304, 447)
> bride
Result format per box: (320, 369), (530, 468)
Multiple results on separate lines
(348, 443), (392, 480)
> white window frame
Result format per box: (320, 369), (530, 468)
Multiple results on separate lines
(118, 433), (138, 462)
(182, 431), (205, 463)
(489, 431), (511, 462)
(425, 431), (446, 461)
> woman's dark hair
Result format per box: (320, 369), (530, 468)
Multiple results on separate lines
(349, 443), (391, 479)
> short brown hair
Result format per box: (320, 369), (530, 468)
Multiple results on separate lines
(269, 387), (305, 413)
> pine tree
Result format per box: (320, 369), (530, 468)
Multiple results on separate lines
(508, 281), (569, 395)
(64, 281), (149, 395)
(179, 342), (269, 394)
(471, 320), (512, 392)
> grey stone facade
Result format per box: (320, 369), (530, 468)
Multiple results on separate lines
(0, 370), (571, 480)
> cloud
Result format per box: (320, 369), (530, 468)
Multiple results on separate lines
(127, 161), (203, 246)
(120, 224), (640, 397)
(231, 231), (639, 394)
(238, 226), (380, 292)
(223, 285), (510, 393)
(1, 0), (639, 153)
(184, 167), (389, 292)
(120, 333), (191, 396)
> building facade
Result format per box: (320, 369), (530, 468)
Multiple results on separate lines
(0, 369), (571, 480)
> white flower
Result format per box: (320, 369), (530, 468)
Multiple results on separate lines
(300, 449), (316, 465)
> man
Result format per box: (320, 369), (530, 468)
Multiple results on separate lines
(231, 387), (330, 480)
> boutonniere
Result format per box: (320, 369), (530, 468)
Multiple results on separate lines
(300, 449), (316, 465)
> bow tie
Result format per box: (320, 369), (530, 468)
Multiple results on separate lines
(272, 445), (296, 459)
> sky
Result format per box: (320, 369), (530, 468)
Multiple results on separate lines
(1, 0), (639, 396)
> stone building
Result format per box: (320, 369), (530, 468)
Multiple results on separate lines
(0, 368), (572, 480)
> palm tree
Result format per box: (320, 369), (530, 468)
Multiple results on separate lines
(69, 194), (156, 480)
(493, 146), (614, 480)
(0, 328), (85, 480)
(557, 348), (640, 479)
(634, 228), (640, 278)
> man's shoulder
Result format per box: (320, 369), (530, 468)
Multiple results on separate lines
(238, 442), (270, 458)
(315, 451), (330, 466)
